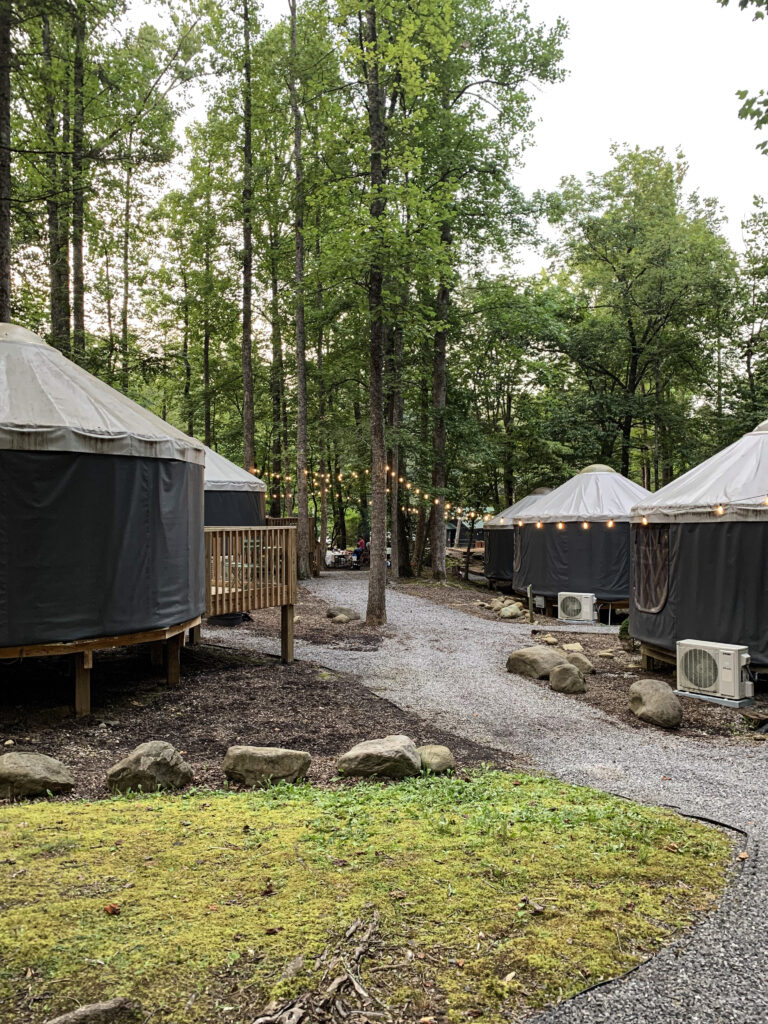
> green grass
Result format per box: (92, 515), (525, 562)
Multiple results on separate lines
(0, 771), (731, 1023)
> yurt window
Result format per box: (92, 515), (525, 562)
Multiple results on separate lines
(633, 524), (669, 613)
(514, 526), (522, 573)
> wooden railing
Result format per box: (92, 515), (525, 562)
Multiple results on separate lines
(266, 515), (321, 576)
(205, 526), (297, 617)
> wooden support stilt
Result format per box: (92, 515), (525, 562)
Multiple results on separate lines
(74, 650), (92, 717)
(281, 604), (294, 665)
(189, 624), (202, 645)
(166, 632), (182, 686)
(150, 641), (164, 668)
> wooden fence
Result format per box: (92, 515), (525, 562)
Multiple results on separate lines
(205, 525), (297, 615)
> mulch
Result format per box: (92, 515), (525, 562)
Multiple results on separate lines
(0, 641), (516, 802)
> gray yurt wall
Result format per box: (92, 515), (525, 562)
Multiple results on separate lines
(0, 324), (205, 648)
(484, 489), (551, 583)
(202, 445), (267, 527)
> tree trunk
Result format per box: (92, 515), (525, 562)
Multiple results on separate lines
(289, 0), (310, 578)
(42, 14), (70, 351)
(182, 270), (193, 435)
(430, 223), (451, 580)
(71, 14), (85, 361)
(0, 0), (10, 321)
(241, 0), (255, 471)
(119, 132), (134, 392)
(315, 233), (328, 569)
(363, 4), (387, 625)
(269, 249), (283, 517)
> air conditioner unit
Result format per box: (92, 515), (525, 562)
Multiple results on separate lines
(557, 592), (596, 622)
(676, 640), (753, 706)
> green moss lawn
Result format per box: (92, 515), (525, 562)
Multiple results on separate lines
(0, 771), (731, 1023)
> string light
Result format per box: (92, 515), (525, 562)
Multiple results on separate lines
(581, 521), (590, 530)
(556, 522), (564, 530)
(536, 521), (543, 529)
(641, 516), (648, 526)
(607, 520), (614, 528)
(715, 505), (725, 516)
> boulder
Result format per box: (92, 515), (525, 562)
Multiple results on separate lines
(332, 614), (351, 624)
(562, 642), (583, 653)
(338, 735), (421, 778)
(541, 634), (559, 646)
(565, 651), (596, 675)
(417, 744), (455, 773)
(222, 746), (310, 787)
(106, 741), (193, 793)
(506, 645), (570, 680)
(628, 679), (682, 729)
(549, 663), (587, 694)
(499, 605), (522, 619)
(44, 1000), (142, 1024)
(326, 606), (361, 621)
(0, 752), (74, 800)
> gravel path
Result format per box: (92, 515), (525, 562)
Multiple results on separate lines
(214, 574), (768, 1024)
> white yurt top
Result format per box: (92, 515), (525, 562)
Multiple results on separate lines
(0, 323), (204, 464)
(203, 445), (266, 492)
(631, 420), (768, 523)
(486, 488), (552, 528)
(518, 466), (650, 523)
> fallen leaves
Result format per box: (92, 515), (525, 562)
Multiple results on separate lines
(103, 903), (121, 916)
(738, 851), (749, 861)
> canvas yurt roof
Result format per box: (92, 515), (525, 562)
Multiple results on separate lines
(0, 323), (204, 464)
(631, 420), (768, 523)
(203, 445), (266, 492)
(485, 488), (552, 528)
(518, 465), (650, 523)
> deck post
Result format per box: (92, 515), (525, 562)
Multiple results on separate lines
(74, 650), (92, 717)
(188, 624), (202, 645)
(281, 604), (294, 664)
(150, 641), (164, 668)
(166, 632), (182, 686)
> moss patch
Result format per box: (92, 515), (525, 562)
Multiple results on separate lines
(0, 771), (731, 1023)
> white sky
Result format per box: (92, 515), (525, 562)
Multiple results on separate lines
(132, 0), (768, 263)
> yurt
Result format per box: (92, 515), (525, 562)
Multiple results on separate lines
(630, 420), (768, 665)
(203, 445), (266, 526)
(484, 488), (551, 584)
(512, 465), (651, 602)
(0, 323), (205, 647)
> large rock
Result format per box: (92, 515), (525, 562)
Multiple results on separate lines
(222, 746), (310, 787)
(549, 663), (587, 694)
(106, 741), (193, 793)
(417, 744), (455, 773)
(44, 1000), (142, 1024)
(338, 735), (421, 778)
(0, 752), (74, 800)
(499, 605), (522, 619)
(565, 651), (596, 675)
(629, 679), (682, 729)
(326, 606), (361, 621)
(506, 645), (570, 680)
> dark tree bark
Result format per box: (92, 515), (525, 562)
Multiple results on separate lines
(119, 130), (134, 391)
(241, 0), (255, 470)
(363, 4), (387, 625)
(289, 0), (310, 578)
(269, 244), (283, 517)
(0, 0), (10, 322)
(71, 14), (85, 360)
(42, 13), (70, 351)
(315, 232), (328, 567)
(430, 222), (451, 580)
(182, 269), (193, 435)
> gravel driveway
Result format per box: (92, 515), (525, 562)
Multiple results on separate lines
(219, 573), (768, 1024)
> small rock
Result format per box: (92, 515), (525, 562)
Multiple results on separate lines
(222, 746), (311, 787)
(332, 614), (351, 623)
(549, 663), (587, 694)
(326, 606), (361, 621)
(541, 634), (559, 645)
(506, 645), (570, 679)
(3, 738), (14, 746)
(338, 735), (421, 778)
(0, 752), (74, 800)
(417, 744), (455, 773)
(597, 650), (615, 658)
(629, 679), (682, 730)
(565, 652), (595, 675)
(499, 605), (521, 619)
(293, 616), (301, 624)
(562, 642), (583, 653)
(106, 741), (193, 793)
(43, 998), (142, 1024)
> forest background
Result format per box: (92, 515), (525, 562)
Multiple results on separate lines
(4, 0), (768, 621)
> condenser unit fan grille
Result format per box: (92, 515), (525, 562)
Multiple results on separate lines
(560, 595), (583, 619)
(681, 648), (719, 690)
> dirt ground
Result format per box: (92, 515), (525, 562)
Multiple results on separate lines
(0, 639), (516, 802)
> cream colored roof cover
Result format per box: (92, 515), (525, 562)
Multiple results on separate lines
(0, 323), (204, 464)
(518, 467), (650, 523)
(631, 421), (768, 522)
(486, 488), (552, 528)
(204, 445), (266, 492)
